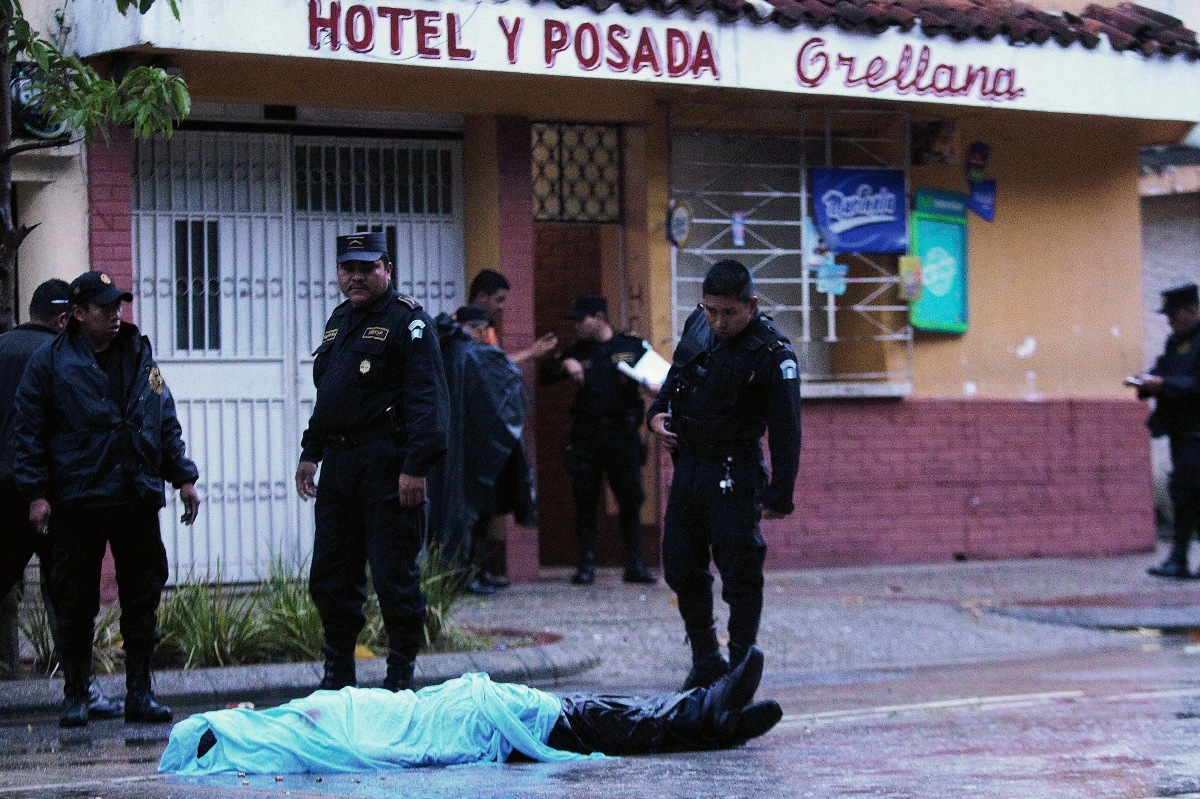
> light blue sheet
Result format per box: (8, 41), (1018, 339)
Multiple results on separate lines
(159, 673), (601, 775)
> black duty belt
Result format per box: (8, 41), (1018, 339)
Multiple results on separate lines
(675, 438), (760, 458)
(323, 424), (393, 451)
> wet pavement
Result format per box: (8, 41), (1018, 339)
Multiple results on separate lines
(4, 545), (1200, 798)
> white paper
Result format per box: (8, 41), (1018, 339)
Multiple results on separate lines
(618, 343), (671, 389)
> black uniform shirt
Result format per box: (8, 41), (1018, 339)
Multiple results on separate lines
(1146, 321), (1200, 439)
(0, 323), (59, 482)
(301, 289), (449, 477)
(648, 306), (802, 514)
(539, 331), (646, 424)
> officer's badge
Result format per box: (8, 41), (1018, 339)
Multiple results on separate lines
(1179, 342), (1192, 356)
(612, 352), (635, 364)
(408, 319), (425, 340)
(779, 359), (798, 380)
(360, 359), (372, 375)
(148, 366), (165, 395)
(100, 273), (112, 285)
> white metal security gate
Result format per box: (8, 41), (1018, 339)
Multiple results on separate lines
(132, 130), (464, 583)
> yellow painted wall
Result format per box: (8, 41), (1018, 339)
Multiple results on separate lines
(462, 115), (500, 292)
(909, 111), (1144, 399)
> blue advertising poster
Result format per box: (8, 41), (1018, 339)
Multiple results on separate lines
(810, 168), (908, 254)
(910, 189), (968, 333)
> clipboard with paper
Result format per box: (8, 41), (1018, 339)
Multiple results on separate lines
(617, 341), (671, 390)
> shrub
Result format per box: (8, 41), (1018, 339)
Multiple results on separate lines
(156, 566), (266, 669)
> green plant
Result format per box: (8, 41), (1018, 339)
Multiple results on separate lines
(18, 595), (54, 674)
(419, 544), (470, 648)
(259, 555), (323, 663)
(156, 567), (266, 669)
(18, 592), (122, 675)
(91, 603), (123, 674)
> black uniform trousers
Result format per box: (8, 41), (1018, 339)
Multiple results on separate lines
(662, 451), (767, 666)
(311, 437), (426, 663)
(51, 501), (167, 660)
(0, 479), (55, 610)
(564, 423), (646, 566)
(1168, 437), (1200, 553)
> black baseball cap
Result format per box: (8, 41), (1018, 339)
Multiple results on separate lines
(455, 305), (490, 325)
(68, 271), (133, 307)
(1160, 283), (1199, 314)
(336, 232), (389, 264)
(567, 295), (608, 319)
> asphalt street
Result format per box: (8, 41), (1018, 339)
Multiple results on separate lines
(3, 545), (1200, 798)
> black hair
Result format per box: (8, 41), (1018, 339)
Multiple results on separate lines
(468, 269), (510, 301)
(702, 260), (754, 303)
(29, 278), (69, 322)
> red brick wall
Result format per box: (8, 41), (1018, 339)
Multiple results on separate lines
(494, 116), (542, 582)
(658, 398), (1156, 569)
(87, 126), (134, 307)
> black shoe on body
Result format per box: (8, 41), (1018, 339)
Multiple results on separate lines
(622, 564), (657, 584)
(728, 699), (783, 745)
(680, 651), (729, 692)
(1148, 557), (1190, 579)
(466, 577), (497, 596)
(570, 567), (595, 585)
(478, 570), (511, 589)
(124, 652), (172, 724)
(87, 680), (124, 720)
(702, 645), (764, 739)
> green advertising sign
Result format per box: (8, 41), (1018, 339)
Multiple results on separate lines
(910, 189), (969, 334)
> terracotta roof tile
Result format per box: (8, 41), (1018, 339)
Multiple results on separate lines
(531, 0), (1199, 57)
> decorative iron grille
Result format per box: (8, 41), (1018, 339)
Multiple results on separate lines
(531, 123), (622, 223)
(294, 143), (454, 216)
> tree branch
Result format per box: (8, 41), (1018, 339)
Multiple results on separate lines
(0, 135), (75, 164)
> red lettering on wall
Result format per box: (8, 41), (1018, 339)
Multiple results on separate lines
(796, 37), (828, 87)
(377, 7), (413, 54)
(544, 19), (570, 67)
(499, 16), (523, 64)
(665, 28), (690, 78)
(344, 4), (373, 53)
(575, 23), (602, 71)
(447, 13), (474, 60)
(606, 25), (630, 71)
(630, 27), (661, 75)
(309, 0), (340, 50)
(414, 10), (441, 58)
(691, 31), (718, 78)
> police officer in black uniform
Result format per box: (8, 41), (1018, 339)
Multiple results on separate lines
(1131, 282), (1200, 578)
(648, 261), (801, 690)
(296, 232), (449, 692)
(539, 296), (656, 585)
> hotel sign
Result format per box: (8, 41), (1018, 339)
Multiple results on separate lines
(74, 0), (1200, 121)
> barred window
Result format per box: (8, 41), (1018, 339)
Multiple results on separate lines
(294, 144), (454, 216)
(532, 123), (621, 223)
(174, 219), (221, 351)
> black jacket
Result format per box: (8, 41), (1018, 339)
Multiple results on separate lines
(0, 323), (60, 482)
(13, 321), (199, 507)
(1146, 321), (1200, 439)
(301, 289), (449, 477)
(648, 306), (802, 514)
(538, 331), (646, 426)
(427, 313), (534, 563)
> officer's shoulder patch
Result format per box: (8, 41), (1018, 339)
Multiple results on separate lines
(362, 326), (389, 342)
(395, 294), (423, 311)
(408, 319), (426, 340)
(322, 328), (339, 345)
(779, 358), (798, 380)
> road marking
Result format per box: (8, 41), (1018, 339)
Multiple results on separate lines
(780, 685), (1200, 726)
(0, 774), (165, 794)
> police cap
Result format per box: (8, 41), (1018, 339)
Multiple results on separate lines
(1159, 282), (1200, 314)
(567, 295), (608, 319)
(68, 271), (133, 307)
(455, 305), (490, 325)
(336, 232), (389, 264)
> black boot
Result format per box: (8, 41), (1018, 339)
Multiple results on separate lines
(124, 651), (172, 723)
(622, 546), (657, 584)
(318, 652), (357, 691)
(571, 550), (595, 585)
(59, 656), (90, 728)
(701, 645), (764, 740)
(87, 679), (124, 720)
(680, 624), (728, 691)
(1149, 544), (1190, 578)
(382, 652), (414, 692)
(728, 700), (783, 745)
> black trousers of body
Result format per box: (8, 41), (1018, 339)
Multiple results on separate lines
(52, 502), (167, 660)
(547, 690), (720, 755)
(0, 479), (56, 617)
(662, 452), (767, 664)
(311, 438), (426, 663)
(1168, 438), (1200, 556)
(564, 425), (646, 566)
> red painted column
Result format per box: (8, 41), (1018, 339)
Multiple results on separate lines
(494, 116), (541, 582)
(87, 126), (134, 602)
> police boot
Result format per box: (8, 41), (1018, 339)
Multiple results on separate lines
(701, 645), (764, 741)
(680, 624), (728, 692)
(382, 652), (414, 692)
(318, 653), (357, 691)
(124, 651), (172, 724)
(622, 543), (657, 585)
(1148, 540), (1190, 579)
(59, 656), (90, 728)
(571, 550), (595, 585)
(87, 678), (124, 720)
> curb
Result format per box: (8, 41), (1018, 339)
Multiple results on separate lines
(987, 604), (1200, 630)
(0, 638), (600, 714)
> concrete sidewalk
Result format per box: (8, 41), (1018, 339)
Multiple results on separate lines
(1, 542), (1195, 714)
